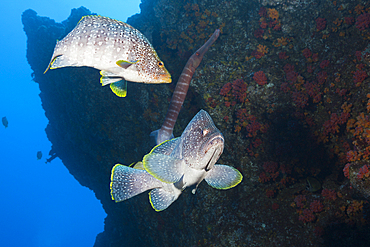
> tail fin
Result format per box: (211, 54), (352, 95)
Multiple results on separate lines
(110, 164), (163, 202)
(149, 185), (181, 212)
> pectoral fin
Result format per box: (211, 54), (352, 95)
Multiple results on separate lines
(129, 161), (145, 170)
(110, 164), (163, 202)
(143, 153), (184, 183)
(44, 55), (65, 73)
(205, 164), (243, 190)
(116, 59), (139, 69)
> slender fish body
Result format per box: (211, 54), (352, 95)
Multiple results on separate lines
(150, 29), (220, 144)
(45, 15), (171, 97)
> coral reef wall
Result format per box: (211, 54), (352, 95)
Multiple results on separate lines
(22, 0), (370, 246)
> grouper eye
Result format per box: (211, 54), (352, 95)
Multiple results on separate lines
(202, 129), (210, 137)
(158, 61), (164, 67)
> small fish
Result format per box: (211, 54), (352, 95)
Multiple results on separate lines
(37, 151), (42, 160)
(306, 176), (321, 192)
(45, 15), (171, 97)
(2, 117), (8, 128)
(110, 110), (243, 211)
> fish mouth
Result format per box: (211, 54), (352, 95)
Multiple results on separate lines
(202, 134), (224, 171)
(159, 73), (172, 83)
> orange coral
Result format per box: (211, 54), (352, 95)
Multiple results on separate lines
(276, 37), (288, 46)
(354, 4), (364, 15)
(267, 8), (279, 20)
(257, 44), (268, 54)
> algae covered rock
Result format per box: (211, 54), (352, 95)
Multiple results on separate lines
(23, 0), (370, 246)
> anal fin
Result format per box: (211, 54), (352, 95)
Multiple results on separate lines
(149, 186), (180, 212)
(205, 164), (243, 190)
(110, 80), (127, 97)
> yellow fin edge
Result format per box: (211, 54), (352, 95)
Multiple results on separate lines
(221, 168), (243, 190)
(148, 191), (164, 212)
(110, 164), (122, 201)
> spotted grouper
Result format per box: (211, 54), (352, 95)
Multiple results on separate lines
(110, 110), (243, 211)
(45, 15), (171, 97)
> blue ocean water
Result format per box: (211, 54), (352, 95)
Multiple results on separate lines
(0, 1), (140, 246)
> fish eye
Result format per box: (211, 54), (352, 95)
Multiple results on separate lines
(158, 61), (164, 67)
(202, 129), (210, 137)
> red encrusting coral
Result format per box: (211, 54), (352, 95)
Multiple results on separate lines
(322, 188), (337, 201)
(345, 16), (355, 25)
(294, 195), (307, 208)
(353, 69), (368, 86)
(253, 71), (267, 85)
(263, 161), (278, 173)
(343, 163), (351, 179)
(307, 65), (314, 73)
(251, 50), (265, 59)
(355, 13), (370, 31)
(357, 165), (370, 179)
(292, 91), (308, 108)
(219, 82), (232, 96)
(266, 189), (276, 198)
(258, 7), (267, 17)
(316, 17), (327, 31)
(302, 48), (312, 59)
(254, 29), (264, 39)
(272, 202), (279, 210)
(231, 79), (247, 102)
(355, 51), (363, 61)
(319, 60), (330, 69)
(310, 200), (324, 213)
(278, 52), (289, 60)
(316, 71), (327, 84)
(299, 209), (316, 223)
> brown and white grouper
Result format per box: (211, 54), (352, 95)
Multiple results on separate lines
(45, 15), (171, 97)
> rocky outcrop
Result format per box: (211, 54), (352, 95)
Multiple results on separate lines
(23, 0), (370, 246)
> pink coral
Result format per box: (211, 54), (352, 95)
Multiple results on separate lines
(258, 7), (267, 17)
(356, 13), (370, 31)
(263, 161), (278, 173)
(357, 165), (370, 179)
(220, 82), (232, 96)
(254, 29), (264, 39)
(307, 65), (314, 73)
(316, 71), (327, 84)
(316, 17), (326, 31)
(322, 188), (337, 201)
(343, 163), (351, 178)
(319, 60), (330, 69)
(272, 202), (279, 210)
(253, 71), (267, 85)
(251, 50), (265, 59)
(345, 16), (354, 25)
(299, 209), (316, 223)
(355, 51), (363, 61)
(279, 52), (289, 60)
(353, 70), (368, 85)
(294, 195), (306, 208)
(310, 200), (324, 213)
(292, 91), (308, 108)
(259, 172), (270, 183)
(266, 189), (275, 198)
(302, 48), (312, 59)
(231, 79), (247, 102)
